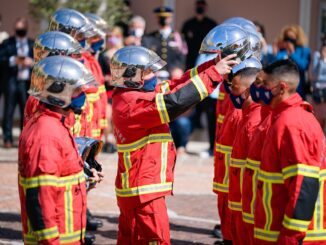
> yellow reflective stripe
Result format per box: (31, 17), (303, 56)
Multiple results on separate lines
(242, 212), (254, 224)
(305, 230), (326, 241)
(72, 114), (82, 136)
(149, 241), (158, 245)
(87, 103), (93, 122)
(60, 228), (85, 244)
(217, 114), (224, 124)
(156, 93), (170, 124)
(19, 171), (85, 188)
(216, 143), (232, 153)
(282, 164), (320, 179)
(254, 228), (279, 242)
(320, 169), (326, 180)
(161, 80), (170, 93)
(222, 153), (231, 185)
(98, 85), (106, 93)
(218, 92), (225, 100)
(122, 152), (131, 189)
(228, 201), (242, 211)
(35, 226), (59, 241)
(213, 182), (228, 193)
(246, 158), (260, 171)
(161, 142), (168, 183)
(258, 169), (284, 184)
(117, 133), (173, 152)
(190, 67), (208, 101)
(230, 158), (246, 168)
(282, 214), (310, 232)
(23, 234), (37, 244)
(91, 128), (101, 137)
(87, 93), (100, 102)
(251, 168), (259, 218)
(116, 182), (173, 197)
(64, 185), (74, 233)
(263, 182), (273, 231)
(100, 118), (108, 127)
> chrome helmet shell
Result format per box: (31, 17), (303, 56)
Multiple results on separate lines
(29, 56), (97, 108)
(33, 31), (83, 62)
(232, 56), (262, 75)
(110, 46), (167, 89)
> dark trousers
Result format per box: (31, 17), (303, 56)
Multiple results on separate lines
(170, 116), (193, 148)
(2, 77), (29, 143)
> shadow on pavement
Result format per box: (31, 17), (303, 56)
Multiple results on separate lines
(0, 212), (22, 241)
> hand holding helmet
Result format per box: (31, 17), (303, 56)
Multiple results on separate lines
(215, 54), (239, 75)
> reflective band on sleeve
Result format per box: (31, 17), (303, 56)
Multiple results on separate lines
(160, 142), (168, 183)
(34, 226), (59, 241)
(217, 114), (224, 124)
(282, 164), (320, 180)
(218, 92), (225, 101)
(19, 171), (85, 188)
(228, 201), (242, 211)
(305, 230), (326, 241)
(242, 212), (254, 224)
(156, 93), (170, 124)
(213, 182), (229, 193)
(258, 170), (284, 184)
(230, 158), (246, 168)
(254, 228), (280, 242)
(98, 85), (106, 93)
(190, 67), (208, 101)
(216, 143), (232, 153)
(116, 182), (173, 197)
(117, 133), (173, 152)
(87, 93), (100, 102)
(282, 214), (311, 232)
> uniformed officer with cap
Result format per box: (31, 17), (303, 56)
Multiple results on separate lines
(142, 6), (187, 79)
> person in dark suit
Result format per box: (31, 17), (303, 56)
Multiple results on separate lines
(142, 6), (187, 79)
(0, 17), (34, 148)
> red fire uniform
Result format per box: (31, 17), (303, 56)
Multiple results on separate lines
(213, 102), (242, 241)
(18, 105), (87, 245)
(228, 102), (262, 244)
(254, 94), (325, 244)
(241, 106), (271, 244)
(112, 60), (222, 244)
(215, 84), (231, 136)
(24, 96), (40, 126)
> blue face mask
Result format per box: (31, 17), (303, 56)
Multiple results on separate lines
(70, 92), (86, 114)
(79, 39), (86, 48)
(249, 83), (261, 103)
(91, 39), (104, 52)
(223, 80), (232, 94)
(259, 86), (274, 105)
(143, 76), (158, 91)
(230, 92), (246, 109)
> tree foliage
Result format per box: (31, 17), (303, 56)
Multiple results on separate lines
(29, 0), (131, 30)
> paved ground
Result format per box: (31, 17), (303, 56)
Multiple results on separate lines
(0, 129), (221, 245)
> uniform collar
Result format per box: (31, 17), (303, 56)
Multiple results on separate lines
(271, 93), (302, 115)
(242, 101), (260, 115)
(38, 105), (73, 129)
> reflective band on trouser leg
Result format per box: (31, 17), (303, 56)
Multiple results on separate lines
(117, 134), (173, 153)
(24, 229), (85, 244)
(161, 142), (168, 183)
(156, 93), (170, 124)
(282, 214), (310, 232)
(282, 164), (320, 180)
(64, 185), (74, 234)
(190, 67), (208, 101)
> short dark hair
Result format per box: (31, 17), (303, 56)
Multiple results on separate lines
(263, 59), (299, 78)
(237, 67), (260, 78)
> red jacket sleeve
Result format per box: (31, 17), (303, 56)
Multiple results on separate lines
(277, 125), (323, 244)
(25, 139), (62, 244)
(127, 64), (223, 129)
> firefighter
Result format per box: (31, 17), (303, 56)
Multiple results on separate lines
(254, 59), (325, 244)
(18, 56), (99, 244)
(227, 57), (262, 244)
(24, 31), (84, 127)
(109, 45), (241, 244)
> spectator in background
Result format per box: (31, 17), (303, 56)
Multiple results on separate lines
(0, 15), (9, 44)
(142, 6), (187, 79)
(0, 17), (33, 148)
(0, 14), (9, 101)
(273, 25), (310, 99)
(124, 15), (146, 46)
(253, 21), (274, 67)
(312, 39), (326, 133)
(181, 0), (216, 70)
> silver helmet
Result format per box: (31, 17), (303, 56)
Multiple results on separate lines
(223, 17), (262, 59)
(84, 13), (107, 37)
(232, 56), (262, 75)
(199, 23), (250, 61)
(110, 46), (167, 89)
(29, 56), (96, 108)
(48, 8), (97, 39)
(33, 31), (83, 62)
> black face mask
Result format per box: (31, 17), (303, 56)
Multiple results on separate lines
(15, 29), (27, 37)
(196, 6), (205, 14)
(159, 17), (167, 26)
(284, 37), (297, 46)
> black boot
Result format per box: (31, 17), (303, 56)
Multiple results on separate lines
(84, 232), (96, 245)
(212, 224), (222, 238)
(86, 209), (103, 231)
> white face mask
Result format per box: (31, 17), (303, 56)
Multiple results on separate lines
(134, 28), (144, 38)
